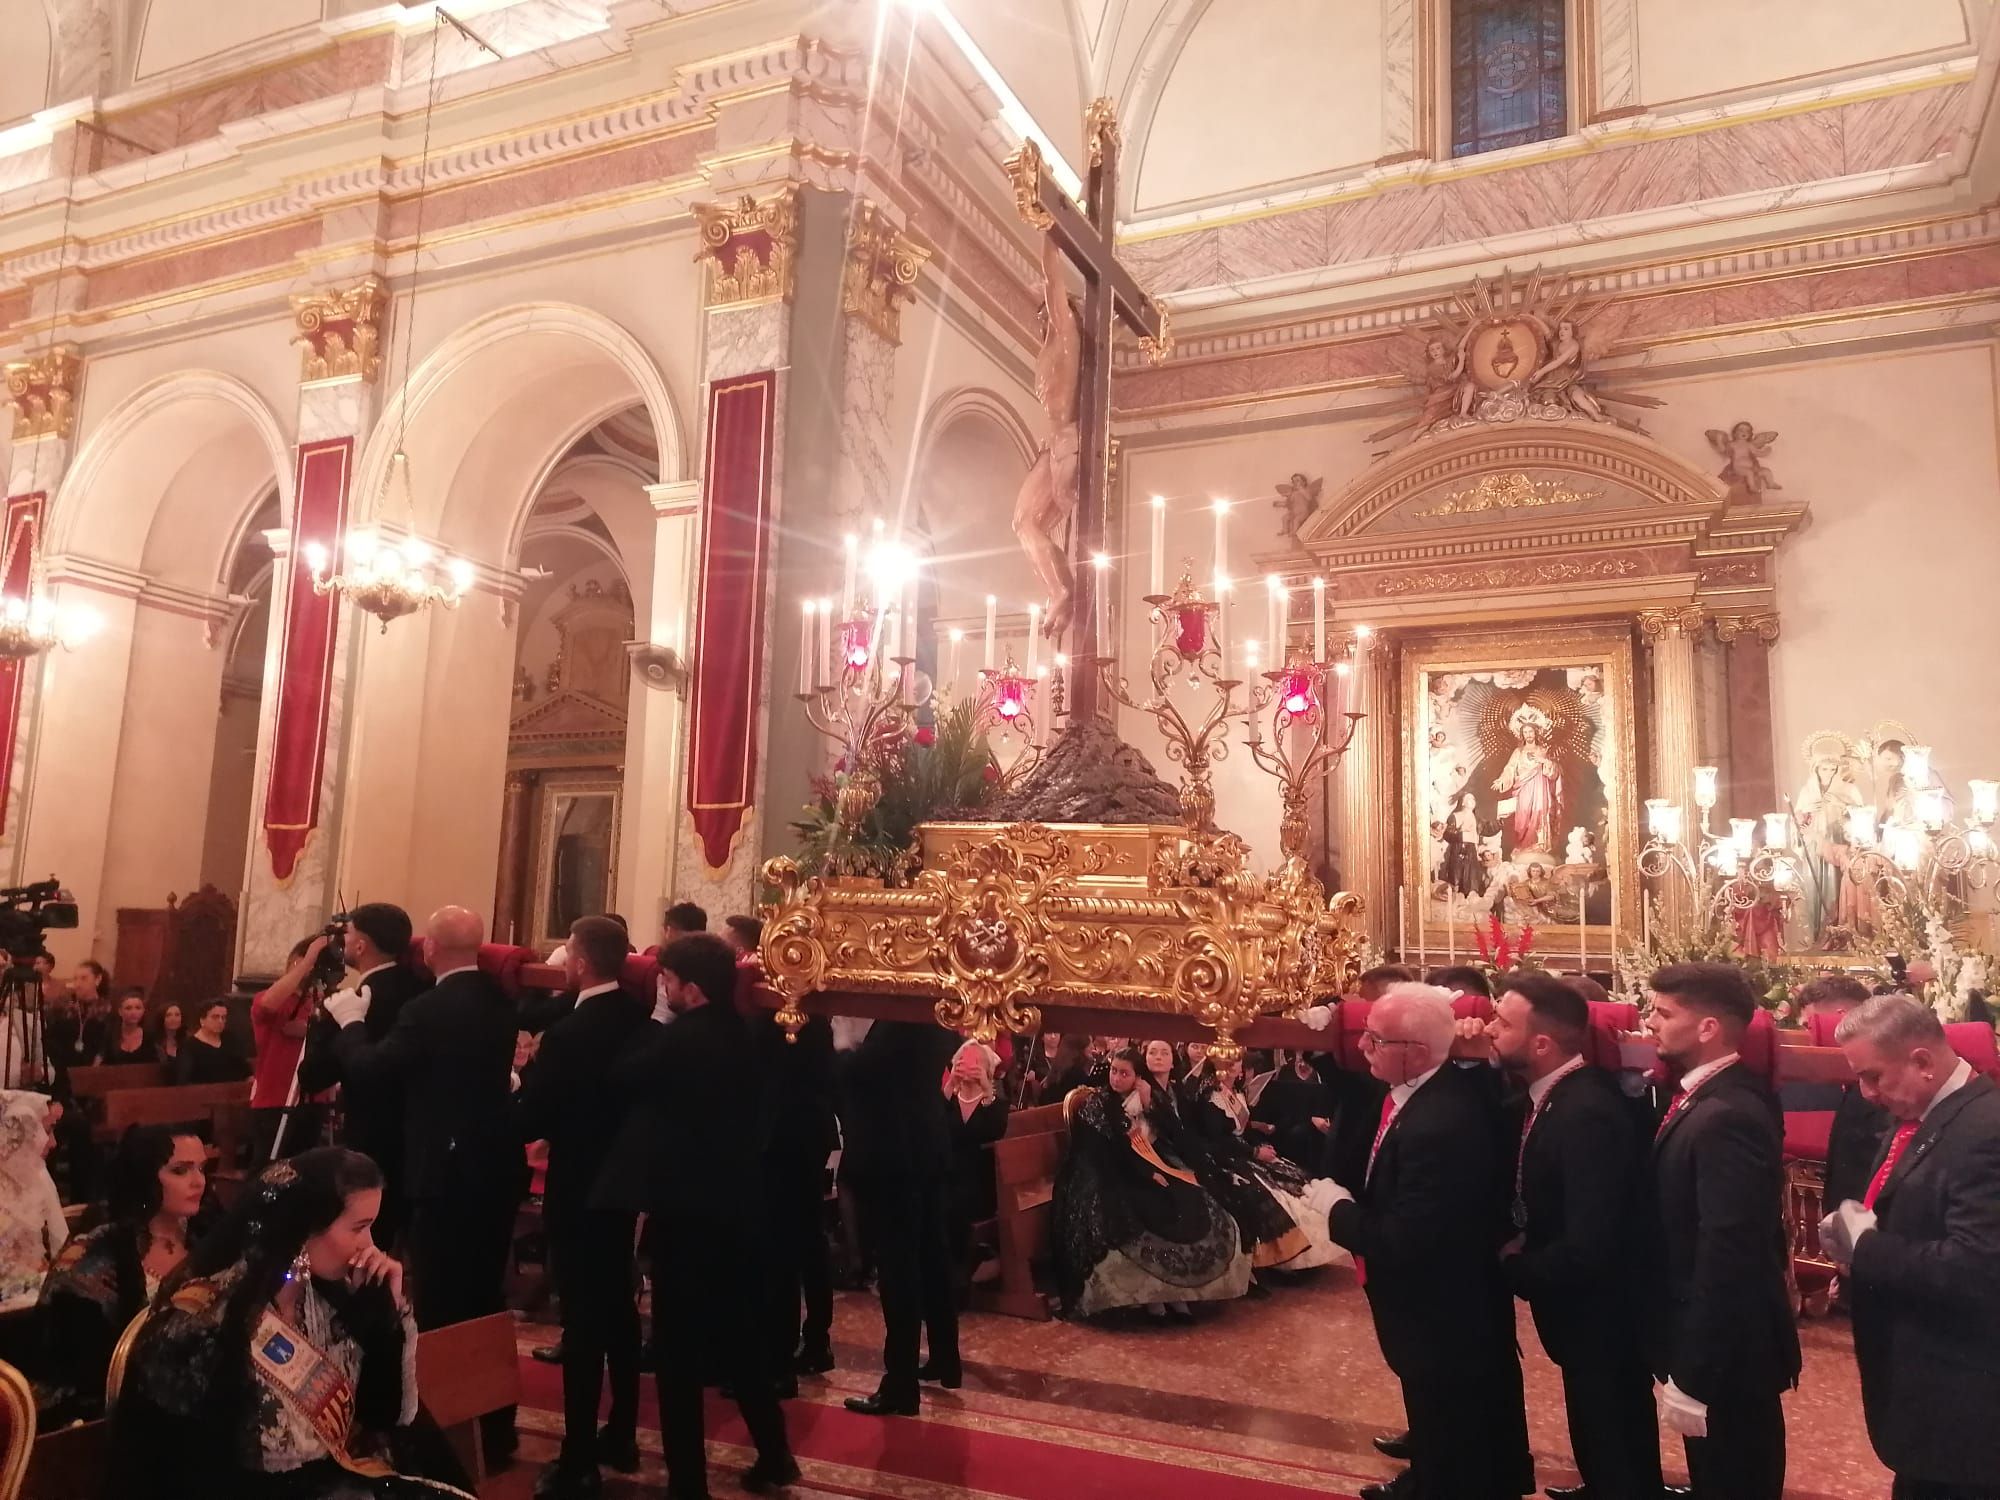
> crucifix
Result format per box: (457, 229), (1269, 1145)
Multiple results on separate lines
(1004, 99), (1170, 726)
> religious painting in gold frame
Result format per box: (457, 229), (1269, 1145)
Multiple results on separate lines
(527, 773), (624, 957)
(1399, 624), (1638, 966)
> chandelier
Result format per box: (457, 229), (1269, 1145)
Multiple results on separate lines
(0, 544), (96, 660)
(302, 11), (472, 632)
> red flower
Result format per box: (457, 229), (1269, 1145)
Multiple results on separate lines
(914, 726), (936, 747)
(981, 763), (1000, 783)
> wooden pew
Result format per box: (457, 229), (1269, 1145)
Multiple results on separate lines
(969, 1101), (1067, 1321)
(23, 1420), (105, 1500)
(66, 1063), (168, 1100)
(416, 1313), (522, 1490)
(98, 1080), (252, 1141)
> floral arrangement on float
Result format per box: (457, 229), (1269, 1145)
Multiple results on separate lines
(1469, 914), (1541, 977)
(1614, 892), (1809, 1020)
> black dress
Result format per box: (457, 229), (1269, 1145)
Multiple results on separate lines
(943, 1093), (1008, 1273)
(98, 1033), (159, 1067)
(177, 1035), (251, 1085)
(1147, 1082), (1307, 1270)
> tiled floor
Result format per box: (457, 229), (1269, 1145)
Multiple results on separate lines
(499, 1266), (1890, 1500)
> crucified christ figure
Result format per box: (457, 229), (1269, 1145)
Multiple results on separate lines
(1013, 233), (1082, 641)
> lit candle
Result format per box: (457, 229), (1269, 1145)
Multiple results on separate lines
(1311, 576), (1326, 662)
(798, 598), (816, 695)
(1245, 640), (1263, 743)
(840, 534), (858, 622)
(1034, 665), (1050, 746)
(818, 598), (833, 687)
(1149, 496), (1167, 597)
(1214, 574), (1231, 677)
(1266, 575), (1284, 662)
(1398, 885), (1409, 964)
(1354, 624), (1372, 708)
(983, 594), (997, 671)
(1026, 603), (1041, 677)
(1211, 498), (1231, 582)
(948, 628), (964, 696)
(1091, 552), (1111, 661)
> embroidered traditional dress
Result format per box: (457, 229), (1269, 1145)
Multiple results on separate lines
(1052, 1086), (1249, 1316)
(0, 1089), (65, 1311)
(1197, 1084), (1349, 1272)
(32, 1221), (157, 1422)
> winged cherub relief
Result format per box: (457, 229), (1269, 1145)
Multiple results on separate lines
(1273, 472), (1323, 540)
(1707, 421), (1781, 501)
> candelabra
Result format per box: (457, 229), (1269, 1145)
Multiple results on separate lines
(1102, 568), (1239, 832)
(967, 650), (1047, 794)
(1639, 771), (1810, 953)
(1839, 763), (1999, 915)
(304, 456), (474, 632)
(1243, 651), (1363, 860)
(797, 612), (928, 839)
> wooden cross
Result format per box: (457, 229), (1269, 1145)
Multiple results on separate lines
(1005, 100), (1169, 724)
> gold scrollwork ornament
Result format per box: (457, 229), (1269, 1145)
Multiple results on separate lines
(916, 824), (1070, 1044)
(758, 856), (830, 1040)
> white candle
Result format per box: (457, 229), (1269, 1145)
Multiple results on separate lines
(1211, 498), (1230, 582)
(983, 594), (997, 670)
(1027, 603), (1041, 677)
(948, 628), (963, 696)
(1034, 665), (1050, 745)
(1091, 552), (1110, 660)
(1149, 496), (1166, 597)
(1265, 576), (1282, 663)
(869, 605), (887, 688)
(840, 534), (858, 622)
(1245, 640), (1263, 743)
(798, 598), (815, 695)
(1355, 624), (1372, 709)
(1448, 905), (1456, 963)
(1214, 575), (1230, 677)
(1398, 885), (1409, 964)
(1312, 576), (1326, 663)
(818, 598), (833, 686)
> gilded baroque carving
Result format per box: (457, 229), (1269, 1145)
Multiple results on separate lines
(1714, 611), (1780, 643)
(290, 278), (387, 384)
(1084, 97), (1120, 168)
(1369, 266), (1663, 451)
(3, 348), (81, 440)
(1697, 559), (1764, 587)
(1636, 605), (1708, 640)
(1413, 471), (1602, 519)
(693, 191), (798, 308)
(1003, 139), (1054, 231)
(841, 201), (930, 345)
(1375, 556), (1640, 597)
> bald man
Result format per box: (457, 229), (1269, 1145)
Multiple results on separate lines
(331, 906), (524, 1458)
(1328, 983), (1528, 1500)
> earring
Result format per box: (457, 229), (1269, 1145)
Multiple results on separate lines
(284, 1247), (310, 1285)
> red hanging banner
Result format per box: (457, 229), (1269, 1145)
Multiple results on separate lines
(686, 371), (777, 870)
(0, 493), (45, 839)
(263, 438), (352, 881)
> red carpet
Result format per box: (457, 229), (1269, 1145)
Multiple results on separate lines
(515, 1357), (1365, 1498)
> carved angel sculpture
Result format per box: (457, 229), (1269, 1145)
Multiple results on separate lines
(1273, 472), (1322, 539)
(1707, 421), (1781, 498)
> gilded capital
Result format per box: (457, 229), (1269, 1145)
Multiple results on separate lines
(1636, 605), (1707, 641)
(1084, 97), (1121, 168)
(291, 278), (387, 384)
(3, 347), (81, 440)
(693, 190), (798, 308)
(1714, 611), (1779, 644)
(841, 201), (929, 345)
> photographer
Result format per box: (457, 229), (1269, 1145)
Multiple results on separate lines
(306, 903), (430, 1249)
(249, 934), (336, 1166)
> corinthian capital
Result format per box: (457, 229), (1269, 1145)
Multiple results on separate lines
(1636, 605), (1707, 642)
(1713, 611), (1780, 644)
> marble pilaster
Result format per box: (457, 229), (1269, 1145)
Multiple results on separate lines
(1335, 638), (1400, 955)
(1715, 612), (1781, 825)
(631, 479), (699, 929)
(1378, 0), (1425, 162)
(1640, 607), (1706, 932)
(1588, 0), (1643, 122)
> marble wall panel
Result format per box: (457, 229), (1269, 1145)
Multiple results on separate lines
(1906, 246), (2000, 297)
(82, 220), (321, 309)
(108, 35), (394, 155)
(1803, 261), (1916, 313)
(1843, 84), (1968, 174)
(1120, 227), (1225, 298)
(1213, 206), (1332, 286)
(379, 131), (711, 240)
(1698, 110), (1844, 198)
(1569, 136), (1703, 221)
(1707, 277), (1812, 328)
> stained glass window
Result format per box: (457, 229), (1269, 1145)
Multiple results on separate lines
(1450, 0), (1567, 158)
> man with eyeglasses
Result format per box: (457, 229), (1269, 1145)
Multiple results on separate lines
(1327, 983), (1528, 1500)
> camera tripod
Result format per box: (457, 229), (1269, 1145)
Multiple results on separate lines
(0, 961), (47, 1090)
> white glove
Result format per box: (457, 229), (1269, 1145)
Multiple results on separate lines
(1658, 1379), (1708, 1438)
(1301, 1004), (1333, 1032)
(323, 986), (370, 1028)
(1819, 1199), (1878, 1264)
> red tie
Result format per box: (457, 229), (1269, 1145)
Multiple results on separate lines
(1355, 1094), (1398, 1289)
(1654, 1086), (1690, 1141)
(1862, 1121), (1920, 1209)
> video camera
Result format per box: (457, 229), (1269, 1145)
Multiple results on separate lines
(310, 911), (352, 991)
(0, 878), (78, 971)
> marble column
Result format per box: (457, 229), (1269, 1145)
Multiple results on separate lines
(1334, 636), (1400, 957)
(1584, 0), (1644, 123)
(237, 281), (383, 977)
(622, 479), (699, 927)
(1715, 612), (1781, 825)
(1640, 606), (1706, 933)
(492, 771), (532, 944)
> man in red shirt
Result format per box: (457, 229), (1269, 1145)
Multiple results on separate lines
(250, 933), (333, 1165)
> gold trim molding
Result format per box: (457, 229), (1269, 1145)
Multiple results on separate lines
(841, 201), (929, 345)
(693, 190), (798, 309)
(3, 347), (81, 441)
(290, 277), (387, 384)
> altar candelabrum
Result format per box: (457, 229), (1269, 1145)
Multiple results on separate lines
(1838, 762), (1999, 916)
(798, 607), (929, 839)
(966, 649), (1050, 794)
(1638, 768), (1810, 948)
(1242, 648), (1363, 861)
(1099, 568), (1239, 832)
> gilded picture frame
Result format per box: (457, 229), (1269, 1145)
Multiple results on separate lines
(528, 774), (624, 956)
(1399, 623), (1639, 966)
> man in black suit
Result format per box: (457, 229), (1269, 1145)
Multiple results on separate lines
(1645, 961), (1800, 1500)
(758, 1002), (838, 1379)
(312, 902), (431, 1247)
(612, 933), (797, 1498)
(1825, 994), (2000, 1499)
(1326, 982), (1527, 1500)
(327, 904), (522, 1460)
(837, 1018), (962, 1416)
(516, 916), (653, 1498)
(1489, 972), (1661, 1499)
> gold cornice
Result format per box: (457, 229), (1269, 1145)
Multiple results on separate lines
(290, 276), (386, 384)
(841, 201), (929, 344)
(3, 346), (80, 439)
(693, 189), (798, 308)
